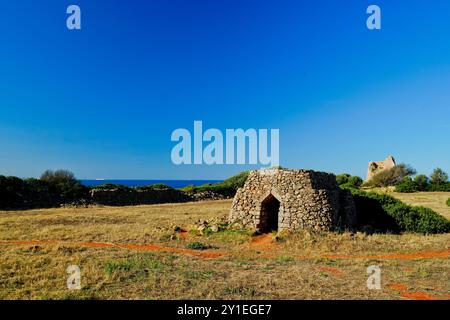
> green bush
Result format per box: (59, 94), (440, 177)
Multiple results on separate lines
(90, 183), (131, 191)
(135, 184), (173, 191)
(447, 198), (450, 207)
(427, 182), (450, 192)
(222, 171), (250, 189)
(339, 182), (359, 191)
(430, 168), (448, 185)
(0, 176), (27, 209)
(365, 164), (416, 187)
(382, 203), (449, 234)
(185, 242), (209, 250)
(336, 174), (351, 185)
(350, 189), (450, 234)
(179, 171), (249, 197)
(0, 170), (88, 210)
(395, 177), (418, 193)
(40, 169), (88, 202)
(395, 171), (450, 193)
(336, 174), (362, 189)
(414, 175), (429, 191)
(348, 176), (363, 187)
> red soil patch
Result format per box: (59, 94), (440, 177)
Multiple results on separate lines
(324, 249), (450, 261)
(400, 292), (441, 301)
(319, 267), (344, 276)
(387, 283), (408, 291)
(178, 230), (189, 238)
(250, 234), (274, 245)
(387, 283), (446, 300)
(249, 234), (275, 251)
(0, 240), (224, 259)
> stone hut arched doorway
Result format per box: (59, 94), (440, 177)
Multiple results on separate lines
(257, 193), (280, 233)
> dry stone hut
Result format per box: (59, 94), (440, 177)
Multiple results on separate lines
(229, 169), (356, 232)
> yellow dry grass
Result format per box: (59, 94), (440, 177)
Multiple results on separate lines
(0, 200), (449, 300)
(364, 188), (450, 219)
(391, 192), (450, 219)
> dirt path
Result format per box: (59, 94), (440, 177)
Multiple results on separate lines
(250, 233), (275, 248)
(387, 283), (446, 300)
(2, 237), (449, 261)
(324, 250), (450, 260)
(318, 267), (344, 276)
(0, 239), (224, 259)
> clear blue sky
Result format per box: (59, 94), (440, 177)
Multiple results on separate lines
(0, 0), (449, 179)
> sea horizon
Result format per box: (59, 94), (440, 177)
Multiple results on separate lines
(80, 179), (223, 188)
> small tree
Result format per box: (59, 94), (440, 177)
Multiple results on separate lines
(40, 169), (77, 185)
(336, 174), (362, 189)
(430, 168), (448, 185)
(348, 176), (363, 187)
(40, 169), (86, 202)
(336, 174), (351, 185)
(366, 164), (416, 187)
(395, 176), (418, 193)
(414, 174), (429, 191)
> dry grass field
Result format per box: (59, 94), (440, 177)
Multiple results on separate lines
(391, 192), (450, 220)
(366, 188), (450, 220)
(0, 199), (449, 300)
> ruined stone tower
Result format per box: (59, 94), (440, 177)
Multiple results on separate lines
(229, 169), (356, 232)
(366, 155), (396, 181)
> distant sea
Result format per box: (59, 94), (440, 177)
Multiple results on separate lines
(80, 180), (223, 188)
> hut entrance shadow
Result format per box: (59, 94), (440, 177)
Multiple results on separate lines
(258, 194), (280, 233)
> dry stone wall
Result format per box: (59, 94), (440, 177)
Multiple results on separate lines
(229, 169), (356, 232)
(90, 186), (191, 206)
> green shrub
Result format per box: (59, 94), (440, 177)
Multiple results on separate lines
(348, 176), (363, 187)
(430, 168), (448, 185)
(336, 174), (351, 185)
(179, 171), (249, 197)
(365, 164), (416, 187)
(414, 175), (429, 191)
(427, 182), (450, 192)
(395, 177), (418, 193)
(135, 184), (173, 191)
(40, 169), (88, 202)
(0, 170), (89, 209)
(350, 189), (450, 234)
(339, 182), (359, 191)
(395, 171), (450, 193)
(0, 176), (27, 209)
(23, 178), (57, 207)
(185, 242), (210, 250)
(222, 171), (250, 189)
(447, 198), (450, 207)
(92, 183), (131, 191)
(336, 174), (362, 189)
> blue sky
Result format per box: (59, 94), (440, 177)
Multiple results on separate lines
(0, 0), (449, 179)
